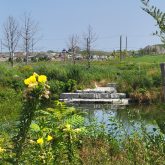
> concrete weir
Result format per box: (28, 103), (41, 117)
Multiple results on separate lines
(60, 83), (130, 105)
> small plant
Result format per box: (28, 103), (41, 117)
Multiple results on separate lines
(11, 72), (50, 164)
(2, 73), (86, 164)
(65, 79), (77, 92)
(24, 101), (86, 164)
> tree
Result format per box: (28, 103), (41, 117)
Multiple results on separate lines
(21, 13), (39, 64)
(83, 25), (97, 68)
(67, 34), (79, 64)
(141, 0), (165, 43)
(3, 16), (20, 66)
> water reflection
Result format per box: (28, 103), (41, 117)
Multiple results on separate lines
(73, 103), (165, 139)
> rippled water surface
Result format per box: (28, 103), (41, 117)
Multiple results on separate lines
(73, 103), (165, 138)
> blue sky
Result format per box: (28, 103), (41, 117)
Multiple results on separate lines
(0, 0), (164, 52)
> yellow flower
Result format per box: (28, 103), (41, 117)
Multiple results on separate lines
(0, 147), (6, 153)
(47, 135), (53, 141)
(29, 139), (35, 144)
(66, 124), (71, 130)
(24, 78), (30, 85)
(28, 82), (38, 88)
(37, 138), (44, 145)
(29, 75), (37, 83)
(74, 128), (81, 133)
(33, 72), (39, 77)
(24, 75), (37, 86)
(63, 124), (72, 132)
(38, 75), (47, 83)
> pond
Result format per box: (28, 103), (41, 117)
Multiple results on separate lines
(72, 103), (165, 140)
(1, 103), (165, 141)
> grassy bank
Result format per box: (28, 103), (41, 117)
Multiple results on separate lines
(0, 64), (165, 164)
(0, 54), (164, 122)
(0, 54), (164, 98)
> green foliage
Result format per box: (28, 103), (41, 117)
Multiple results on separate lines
(12, 101), (86, 164)
(30, 123), (41, 132)
(0, 55), (164, 103)
(65, 79), (77, 92)
(0, 86), (22, 122)
(49, 79), (77, 99)
(1, 55), (165, 163)
(67, 65), (83, 83)
(152, 74), (162, 87)
(141, 0), (165, 43)
(49, 80), (65, 98)
(17, 65), (34, 77)
(1, 86), (165, 164)
(0, 73), (86, 164)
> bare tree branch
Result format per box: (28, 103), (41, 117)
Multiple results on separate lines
(3, 16), (20, 66)
(83, 25), (97, 68)
(67, 34), (79, 64)
(20, 13), (39, 64)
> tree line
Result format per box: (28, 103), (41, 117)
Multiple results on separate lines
(2, 13), (97, 68)
(2, 13), (39, 66)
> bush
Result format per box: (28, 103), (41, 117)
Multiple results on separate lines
(0, 86), (22, 122)
(17, 65), (34, 77)
(49, 80), (65, 99)
(152, 74), (161, 87)
(67, 66), (83, 83)
(65, 79), (77, 92)
(15, 57), (23, 63)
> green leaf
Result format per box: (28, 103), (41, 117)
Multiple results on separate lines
(30, 123), (40, 132)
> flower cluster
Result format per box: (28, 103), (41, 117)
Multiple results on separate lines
(24, 72), (47, 88)
(23, 73), (50, 99)
(0, 147), (6, 153)
(37, 135), (53, 145)
(63, 124), (83, 134)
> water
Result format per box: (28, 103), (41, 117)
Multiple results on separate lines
(73, 103), (165, 139)
(1, 103), (165, 141)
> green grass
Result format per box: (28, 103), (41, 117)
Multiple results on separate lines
(0, 54), (164, 120)
(0, 55), (165, 164)
(125, 54), (165, 64)
(0, 86), (22, 122)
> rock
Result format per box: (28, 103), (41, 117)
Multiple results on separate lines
(118, 93), (126, 99)
(60, 83), (129, 105)
(107, 83), (117, 88)
(60, 93), (79, 99)
(76, 87), (116, 94)
(110, 93), (119, 99)
(79, 93), (95, 99)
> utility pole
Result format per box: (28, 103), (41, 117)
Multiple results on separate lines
(126, 36), (127, 51)
(125, 36), (128, 59)
(1, 39), (2, 54)
(120, 35), (122, 61)
(160, 63), (165, 102)
(32, 38), (34, 57)
(87, 37), (91, 68)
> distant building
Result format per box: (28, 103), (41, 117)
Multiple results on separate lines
(140, 44), (165, 55)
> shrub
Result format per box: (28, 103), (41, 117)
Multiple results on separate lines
(65, 79), (77, 92)
(0, 86), (22, 122)
(152, 74), (161, 87)
(49, 80), (65, 99)
(67, 66), (83, 83)
(17, 65), (34, 77)
(130, 88), (159, 104)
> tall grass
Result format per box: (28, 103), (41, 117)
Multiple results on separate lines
(0, 54), (163, 105)
(0, 60), (165, 164)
